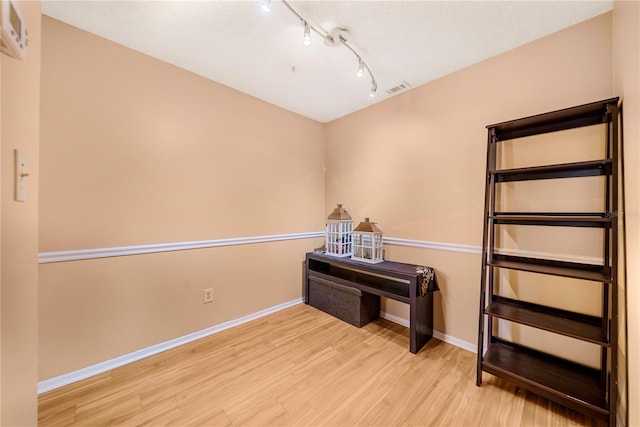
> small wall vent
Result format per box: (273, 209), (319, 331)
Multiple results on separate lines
(386, 81), (412, 95)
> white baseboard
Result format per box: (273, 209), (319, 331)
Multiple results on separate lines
(40, 304), (479, 394)
(432, 330), (477, 353)
(38, 298), (303, 394)
(40, 303), (476, 394)
(379, 311), (410, 327)
(380, 311), (477, 354)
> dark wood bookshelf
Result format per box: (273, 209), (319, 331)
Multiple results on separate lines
(490, 214), (613, 228)
(485, 296), (608, 345)
(488, 254), (609, 283)
(477, 98), (619, 426)
(487, 97), (619, 141)
(483, 340), (608, 421)
(491, 159), (611, 182)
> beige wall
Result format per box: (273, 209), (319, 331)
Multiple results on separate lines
(39, 17), (325, 252)
(39, 17), (325, 380)
(614, 2), (640, 426)
(1, 1), (41, 425)
(327, 13), (614, 349)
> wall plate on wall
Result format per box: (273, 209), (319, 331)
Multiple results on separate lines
(15, 149), (28, 202)
(1, 0), (28, 60)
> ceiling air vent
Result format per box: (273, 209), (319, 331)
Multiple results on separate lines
(386, 81), (412, 95)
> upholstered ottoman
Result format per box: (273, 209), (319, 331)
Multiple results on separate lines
(308, 275), (380, 327)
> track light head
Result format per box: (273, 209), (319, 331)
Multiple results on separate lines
(356, 59), (364, 78)
(369, 81), (377, 98)
(303, 21), (312, 46)
(260, 0), (271, 13)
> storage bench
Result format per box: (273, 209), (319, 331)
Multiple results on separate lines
(308, 275), (380, 327)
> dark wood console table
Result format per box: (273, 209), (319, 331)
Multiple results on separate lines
(304, 252), (437, 354)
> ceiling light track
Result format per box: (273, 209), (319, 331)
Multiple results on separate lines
(263, 0), (378, 98)
(339, 39), (377, 97)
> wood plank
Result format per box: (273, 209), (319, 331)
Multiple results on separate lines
(488, 254), (609, 282)
(485, 297), (608, 345)
(308, 270), (410, 302)
(487, 98), (618, 140)
(482, 341), (608, 420)
(491, 215), (613, 228)
(491, 159), (611, 182)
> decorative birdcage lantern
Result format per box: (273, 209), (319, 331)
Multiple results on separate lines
(351, 218), (384, 263)
(325, 204), (353, 257)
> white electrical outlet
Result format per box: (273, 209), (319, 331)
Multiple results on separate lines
(203, 288), (214, 304)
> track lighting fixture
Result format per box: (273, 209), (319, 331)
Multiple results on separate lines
(263, 0), (378, 99)
(356, 58), (364, 78)
(369, 81), (377, 98)
(303, 21), (312, 47)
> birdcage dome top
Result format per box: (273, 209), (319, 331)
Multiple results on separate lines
(327, 204), (352, 221)
(354, 218), (382, 233)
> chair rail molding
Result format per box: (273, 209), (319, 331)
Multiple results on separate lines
(38, 231), (325, 263)
(39, 234), (600, 264)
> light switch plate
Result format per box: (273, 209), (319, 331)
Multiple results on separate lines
(14, 149), (27, 202)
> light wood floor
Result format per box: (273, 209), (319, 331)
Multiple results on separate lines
(39, 304), (604, 426)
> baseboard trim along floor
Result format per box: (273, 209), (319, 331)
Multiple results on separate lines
(38, 300), (476, 394)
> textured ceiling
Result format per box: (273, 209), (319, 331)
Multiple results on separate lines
(41, 1), (613, 123)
